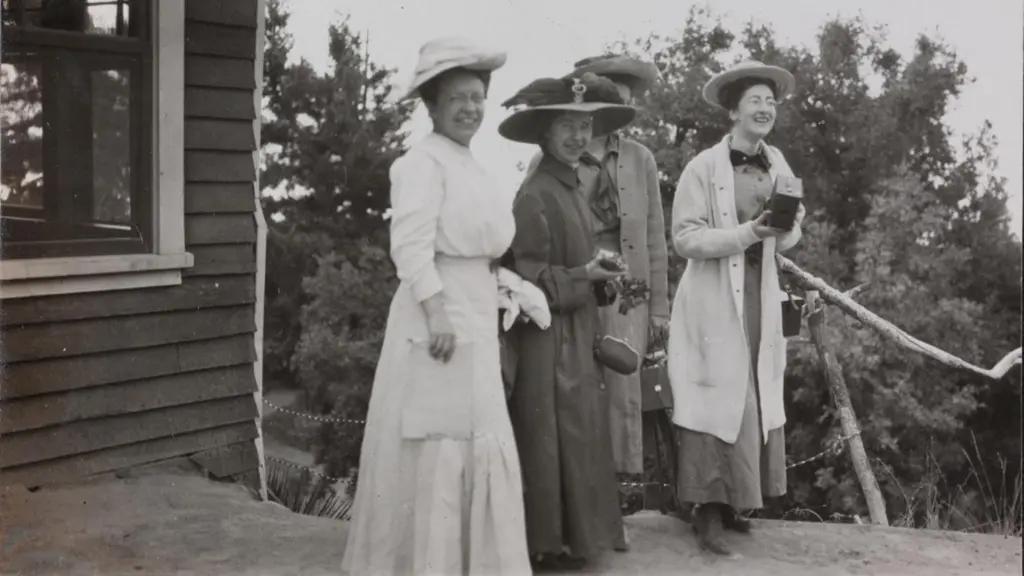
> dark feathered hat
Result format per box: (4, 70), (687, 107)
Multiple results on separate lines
(497, 72), (636, 144)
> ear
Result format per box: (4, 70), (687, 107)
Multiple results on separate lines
(728, 109), (739, 123)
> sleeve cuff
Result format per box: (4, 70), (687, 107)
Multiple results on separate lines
(410, 271), (444, 303)
(737, 222), (761, 248)
(568, 265), (589, 281)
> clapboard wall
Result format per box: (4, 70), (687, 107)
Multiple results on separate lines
(0, 0), (264, 488)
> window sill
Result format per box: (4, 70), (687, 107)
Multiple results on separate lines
(0, 252), (194, 300)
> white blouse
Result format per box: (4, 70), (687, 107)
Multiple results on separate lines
(388, 132), (516, 302)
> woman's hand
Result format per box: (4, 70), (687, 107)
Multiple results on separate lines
(585, 257), (627, 281)
(751, 211), (788, 240)
(792, 203), (806, 228)
(421, 293), (456, 362)
(426, 309), (456, 362)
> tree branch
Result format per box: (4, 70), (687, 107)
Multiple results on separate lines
(778, 254), (1022, 380)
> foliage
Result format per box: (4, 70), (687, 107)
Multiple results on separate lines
(614, 7), (1021, 530)
(260, 0), (412, 390)
(290, 248), (397, 489)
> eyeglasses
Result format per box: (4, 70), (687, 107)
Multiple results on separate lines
(447, 93), (486, 106)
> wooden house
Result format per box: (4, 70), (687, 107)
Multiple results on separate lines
(1, 0), (270, 495)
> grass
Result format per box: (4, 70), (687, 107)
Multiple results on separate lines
(880, 433), (1022, 536)
(266, 457), (352, 521)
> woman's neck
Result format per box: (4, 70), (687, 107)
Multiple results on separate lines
(433, 128), (471, 149)
(585, 134), (609, 159)
(729, 131), (762, 155)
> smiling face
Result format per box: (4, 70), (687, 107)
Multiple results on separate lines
(425, 69), (487, 147)
(729, 83), (777, 140)
(543, 111), (594, 164)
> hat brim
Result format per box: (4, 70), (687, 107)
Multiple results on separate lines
(568, 57), (660, 92)
(497, 103), (636, 145)
(702, 64), (795, 109)
(400, 55), (507, 102)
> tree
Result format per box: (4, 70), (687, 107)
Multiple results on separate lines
(619, 7), (1021, 529)
(259, 0), (413, 392)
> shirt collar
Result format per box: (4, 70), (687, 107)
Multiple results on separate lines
(425, 131), (473, 157)
(538, 153), (579, 188)
(605, 132), (621, 154)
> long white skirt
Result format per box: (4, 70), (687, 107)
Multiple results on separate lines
(341, 256), (531, 576)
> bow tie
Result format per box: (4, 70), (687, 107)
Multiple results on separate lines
(730, 149), (771, 172)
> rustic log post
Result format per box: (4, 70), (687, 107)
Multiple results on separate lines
(804, 290), (889, 526)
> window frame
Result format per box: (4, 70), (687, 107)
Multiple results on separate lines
(0, 0), (191, 299)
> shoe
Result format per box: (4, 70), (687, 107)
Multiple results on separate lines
(614, 528), (631, 552)
(721, 505), (752, 534)
(694, 503), (734, 556)
(531, 552), (587, 572)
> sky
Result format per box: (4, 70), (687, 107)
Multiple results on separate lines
(279, 0), (1023, 236)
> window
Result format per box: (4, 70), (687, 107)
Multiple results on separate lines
(1, 0), (191, 299)
(2, 0), (155, 259)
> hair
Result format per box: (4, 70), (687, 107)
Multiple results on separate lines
(718, 76), (778, 111)
(419, 67), (492, 106)
(534, 110), (564, 147)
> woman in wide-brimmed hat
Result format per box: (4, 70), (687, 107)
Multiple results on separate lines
(525, 53), (671, 484)
(666, 60), (806, 556)
(341, 36), (531, 576)
(499, 72), (636, 571)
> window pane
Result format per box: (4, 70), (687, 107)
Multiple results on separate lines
(1, 47), (146, 258)
(0, 58), (45, 210)
(91, 67), (132, 224)
(6, 0), (141, 38)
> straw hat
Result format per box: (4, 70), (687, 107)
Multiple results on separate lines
(567, 53), (661, 94)
(497, 73), (637, 145)
(399, 37), (507, 102)
(702, 60), (795, 109)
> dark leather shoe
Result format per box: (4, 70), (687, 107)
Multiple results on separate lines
(722, 505), (753, 534)
(694, 504), (734, 556)
(531, 552), (587, 572)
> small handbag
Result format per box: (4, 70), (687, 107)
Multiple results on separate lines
(781, 285), (804, 338)
(641, 358), (673, 411)
(594, 335), (640, 376)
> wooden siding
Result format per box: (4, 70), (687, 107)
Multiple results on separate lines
(0, 1), (263, 488)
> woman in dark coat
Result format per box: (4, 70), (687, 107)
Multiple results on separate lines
(497, 73), (637, 571)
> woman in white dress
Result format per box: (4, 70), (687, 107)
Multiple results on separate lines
(341, 37), (531, 576)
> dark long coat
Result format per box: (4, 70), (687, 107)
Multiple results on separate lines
(505, 154), (624, 559)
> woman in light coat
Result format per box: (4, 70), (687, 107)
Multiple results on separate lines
(341, 37), (530, 575)
(667, 60), (806, 555)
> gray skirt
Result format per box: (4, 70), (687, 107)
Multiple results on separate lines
(673, 256), (786, 511)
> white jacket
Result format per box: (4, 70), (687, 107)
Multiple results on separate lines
(667, 135), (802, 443)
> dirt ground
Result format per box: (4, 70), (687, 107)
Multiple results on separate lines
(1, 462), (1020, 576)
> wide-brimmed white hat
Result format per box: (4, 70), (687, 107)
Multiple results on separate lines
(567, 54), (661, 94)
(399, 36), (507, 102)
(702, 60), (796, 109)
(497, 73), (636, 144)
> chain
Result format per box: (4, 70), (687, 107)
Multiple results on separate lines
(266, 455), (346, 484)
(786, 431), (861, 470)
(263, 397), (365, 426)
(264, 397), (861, 475)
